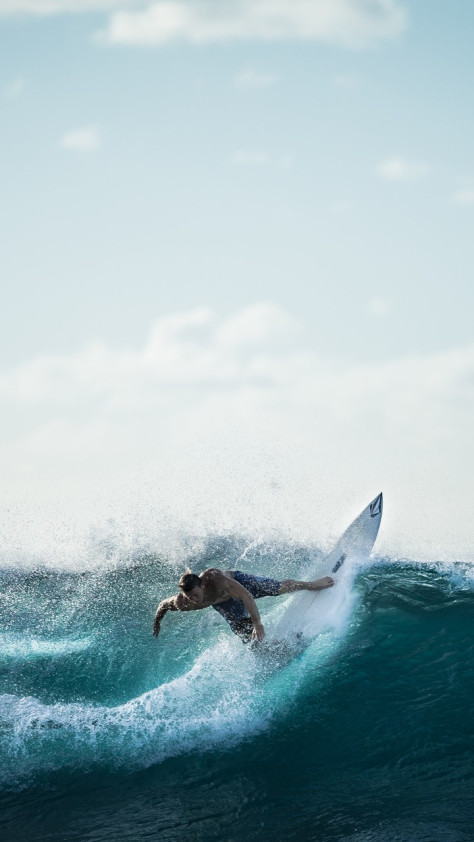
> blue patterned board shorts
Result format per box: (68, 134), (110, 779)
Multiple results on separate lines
(212, 570), (281, 641)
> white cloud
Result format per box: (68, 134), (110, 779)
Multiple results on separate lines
(232, 150), (269, 167)
(214, 303), (300, 350)
(376, 157), (429, 182)
(0, 0), (140, 14)
(4, 76), (26, 99)
(233, 68), (278, 90)
(369, 297), (392, 317)
(97, 0), (407, 48)
(0, 304), (300, 404)
(451, 189), (474, 205)
(59, 126), (101, 152)
(2, 302), (474, 560)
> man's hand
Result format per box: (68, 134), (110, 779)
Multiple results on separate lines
(153, 618), (161, 638)
(251, 621), (265, 643)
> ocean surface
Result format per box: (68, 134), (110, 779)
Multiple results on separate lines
(0, 534), (473, 842)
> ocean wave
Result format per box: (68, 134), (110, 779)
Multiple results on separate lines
(0, 542), (473, 792)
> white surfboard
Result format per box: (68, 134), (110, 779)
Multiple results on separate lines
(270, 492), (383, 641)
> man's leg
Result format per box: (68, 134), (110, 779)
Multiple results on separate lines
(231, 570), (335, 600)
(277, 576), (334, 595)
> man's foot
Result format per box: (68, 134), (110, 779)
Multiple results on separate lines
(310, 576), (334, 590)
(278, 576), (335, 595)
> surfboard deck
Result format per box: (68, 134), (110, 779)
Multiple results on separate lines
(266, 492), (383, 645)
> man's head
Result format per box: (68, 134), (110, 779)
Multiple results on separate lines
(179, 569), (204, 604)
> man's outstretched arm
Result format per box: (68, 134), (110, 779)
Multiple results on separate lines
(153, 596), (178, 637)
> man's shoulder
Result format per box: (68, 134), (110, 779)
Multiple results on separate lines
(200, 567), (225, 582)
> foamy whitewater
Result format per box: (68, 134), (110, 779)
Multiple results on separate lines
(0, 511), (473, 842)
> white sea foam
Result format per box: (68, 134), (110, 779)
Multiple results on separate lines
(0, 637), (265, 783)
(0, 634), (93, 660)
(0, 591), (349, 785)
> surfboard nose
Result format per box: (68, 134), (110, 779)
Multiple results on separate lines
(369, 492), (383, 518)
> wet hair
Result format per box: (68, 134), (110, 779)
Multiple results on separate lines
(179, 569), (202, 592)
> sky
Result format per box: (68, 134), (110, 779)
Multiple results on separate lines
(1, 0), (474, 565)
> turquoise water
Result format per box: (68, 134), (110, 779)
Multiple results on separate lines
(0, 538), (473, 841)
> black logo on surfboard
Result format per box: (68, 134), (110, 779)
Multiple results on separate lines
(332, 553), (346, 573)
(370, 493), (382, 518)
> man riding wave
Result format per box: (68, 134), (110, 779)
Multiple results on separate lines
(153, 568), (334, 643)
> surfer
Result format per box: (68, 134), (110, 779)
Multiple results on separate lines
(153, 569), (334, 643)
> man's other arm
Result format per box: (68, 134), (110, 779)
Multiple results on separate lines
(153, 596), (179, 637)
